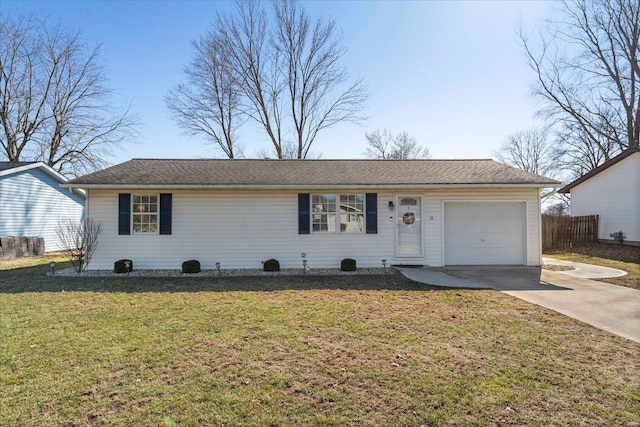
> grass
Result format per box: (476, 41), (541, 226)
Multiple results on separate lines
(0, 252), (74, 273)
(545, 243), (640, 290)
(1, 257), (639, 426)
(547, 253), (640, 289)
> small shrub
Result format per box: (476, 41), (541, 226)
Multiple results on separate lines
(182, 259), (201, 274)
(114, 259), (133, 274)
(263, 258), (280, 272)
(341, 258), (357, 272)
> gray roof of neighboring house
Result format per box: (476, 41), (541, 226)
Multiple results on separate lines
(558, 148), (640, 193)
(0, 161), (86, 198)
(64, 158), (561, 189)
(0, 161), (37, 172)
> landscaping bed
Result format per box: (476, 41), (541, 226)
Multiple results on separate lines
(53, 267), (387, 277)
(546, 242), (639, 264)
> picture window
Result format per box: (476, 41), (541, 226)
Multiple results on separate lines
(311, 194), (364, 233)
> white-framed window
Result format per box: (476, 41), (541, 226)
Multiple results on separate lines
(312, 194), (336, 232)
(340, 194), (364, 232)
(132, 194), (158, 233)
(312, 193), (364, 233)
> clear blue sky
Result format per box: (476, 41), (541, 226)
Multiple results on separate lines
(2, 0), (554, 164)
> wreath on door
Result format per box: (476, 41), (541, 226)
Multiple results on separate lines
(402, 212), (415, 225)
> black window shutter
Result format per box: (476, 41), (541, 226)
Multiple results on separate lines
(298, 193), (311, 234)
(118, 193), (131, 235)
(365, 193), (377, 234)
(159, 193), (172, 235)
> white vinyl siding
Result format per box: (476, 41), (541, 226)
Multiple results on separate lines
(85, 187), (543, 270)
(87, 190), (395, 270)
(0, 168), (84, 252)
(570, 153), (639, 243)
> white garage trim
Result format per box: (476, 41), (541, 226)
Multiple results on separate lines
(442, 200), (528, 265)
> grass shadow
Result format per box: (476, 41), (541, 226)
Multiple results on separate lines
(2, 257), (570, 294)
(0, 269), (450, 293)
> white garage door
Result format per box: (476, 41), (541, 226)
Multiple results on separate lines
(444, 202), (526, 265)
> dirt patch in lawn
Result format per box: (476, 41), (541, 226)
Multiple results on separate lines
(542, 264), (576, 272)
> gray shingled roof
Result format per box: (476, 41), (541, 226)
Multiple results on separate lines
(65, 158), (561, 189)
(0, 161), (37, 172)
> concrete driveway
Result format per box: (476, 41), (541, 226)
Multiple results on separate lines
(398, 259), (640, 344)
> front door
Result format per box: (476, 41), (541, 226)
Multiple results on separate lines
(396, 196), (423, 257)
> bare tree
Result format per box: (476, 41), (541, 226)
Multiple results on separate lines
(55, 218), (102, 273)
(172, 0), (367, 159)
(255, 142), (323, 159)
(363, 129), (394, 159)
(521, 0), (640, 176)
(273, 0), (367, 159)
(495, 127), (556, 176)
(363, 129), (431, 160)
(166, 29), (243, 158)
(0, 15), (136, 177)
(544, 202), (570, 216)
(221, 0), (287, 158)
(552, 120), (619, 178)
(496, 127), (564, 207)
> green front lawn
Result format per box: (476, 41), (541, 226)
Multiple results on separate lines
(0, 258), (638, 426)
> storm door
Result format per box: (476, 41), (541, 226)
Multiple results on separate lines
(396, 196), (423, 257)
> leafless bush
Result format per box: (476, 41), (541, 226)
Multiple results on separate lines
(55, 218), (102, 272)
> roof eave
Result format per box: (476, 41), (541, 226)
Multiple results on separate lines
(0, 162), (46, 178)
(558, 148), (640, 193)
(61, 182), (561, 190)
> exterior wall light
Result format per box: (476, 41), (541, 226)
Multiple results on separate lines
(388, 201), (394, 211)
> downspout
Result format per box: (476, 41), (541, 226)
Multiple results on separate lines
(537, 188), (543, 267)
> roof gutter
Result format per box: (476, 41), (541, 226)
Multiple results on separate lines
(61, 183), (562, 190)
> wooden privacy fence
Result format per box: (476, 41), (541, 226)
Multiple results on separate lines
(542, 215), (599, 251)
(0, 236), (46, 260)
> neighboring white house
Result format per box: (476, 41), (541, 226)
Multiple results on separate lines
(559, 148), (640, 245)
(63, 158), (560, 270)
(0, 162), (85, 253)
